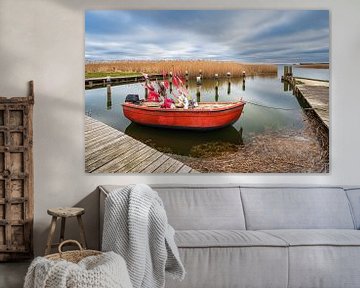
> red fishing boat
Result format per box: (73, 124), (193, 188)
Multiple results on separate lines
(122, 101), (245, 130)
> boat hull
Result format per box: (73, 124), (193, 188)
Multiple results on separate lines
(122, 101), (245, 130)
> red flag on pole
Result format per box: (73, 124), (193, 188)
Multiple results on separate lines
(173, 75), (179, 88)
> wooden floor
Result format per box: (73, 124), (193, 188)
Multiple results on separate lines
(85, 116), (197, 173)
(287, 77), (329, 129)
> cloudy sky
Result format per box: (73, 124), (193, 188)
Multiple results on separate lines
(85, 10), (329, 64)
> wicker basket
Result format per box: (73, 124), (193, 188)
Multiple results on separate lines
(45, 240), (102, 263)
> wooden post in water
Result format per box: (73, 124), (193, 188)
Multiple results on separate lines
(242, 79), (246, 91)
(289, 76), (294, 92)
(196, 85), (201, 103)
(283, 66), (288, 78)
(289, 65), (293, 76)
(215, 73), (219, 102)
(194, 69), (202, 102)
(145, 86), (148, 99)
(196, 70), (202, 86)
(106, 84), (112, 109)
(144, 78), (148, 100)
(227, 72), (231, 95)
(169, 71), (173, 93)
(284, 81), (289, 92)
(107, 94), (112, 110)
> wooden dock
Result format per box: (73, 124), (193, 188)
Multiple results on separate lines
(284, 76), (329, 129)
(85, 74), (162, 89)
(85, 116), (197, 173)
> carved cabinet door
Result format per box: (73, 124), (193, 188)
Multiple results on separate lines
(0, 87), (34, 261)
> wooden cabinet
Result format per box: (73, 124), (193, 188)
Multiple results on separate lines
(0, 81), (34, 261)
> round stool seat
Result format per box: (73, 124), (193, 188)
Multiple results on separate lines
(47, 207), (85, 218)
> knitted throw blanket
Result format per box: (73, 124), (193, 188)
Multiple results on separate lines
(102, 184), (185, 288)
(24, 251), (133, 288)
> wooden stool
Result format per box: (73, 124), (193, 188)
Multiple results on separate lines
(45, 207), (87, 255)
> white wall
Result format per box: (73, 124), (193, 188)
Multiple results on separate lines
(0, 0), (359, 256)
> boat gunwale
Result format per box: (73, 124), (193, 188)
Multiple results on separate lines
(122, 101), (245, 113)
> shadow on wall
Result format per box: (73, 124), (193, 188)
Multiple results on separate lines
(38, 187), (100, 256)
(32, 88), (86, 256)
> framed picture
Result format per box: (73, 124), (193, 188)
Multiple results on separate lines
(85, 10), (329, 174)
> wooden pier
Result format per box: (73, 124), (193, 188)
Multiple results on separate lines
(85, 116), (197, 173)
(283, 76), (329, 129)
(85, 74), (162, 89)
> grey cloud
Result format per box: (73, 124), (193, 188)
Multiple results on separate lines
(85, 10), (329, 63)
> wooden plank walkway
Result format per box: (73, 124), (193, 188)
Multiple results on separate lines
(294, 78), (329, 129)
(85, 116), (197, 173)
(85, 74), (162, 89)
(285, 77), (329, 129)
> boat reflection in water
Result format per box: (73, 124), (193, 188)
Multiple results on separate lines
(125, 122), (244, 156)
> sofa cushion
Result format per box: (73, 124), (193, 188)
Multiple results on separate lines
(154, 186), (246, 230)
(165, 246), (288, 288)
(175, 230), (288, 248)
(100, 185), (246, 230)
(287, 246), (360, 288)
(241, 187), (355, 230)
(261, 230), (360, 288)
(262, 229), (360, 246)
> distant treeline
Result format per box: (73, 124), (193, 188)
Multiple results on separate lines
(85, 60), (277, 79)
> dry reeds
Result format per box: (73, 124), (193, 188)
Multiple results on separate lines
(170, 113), (329, 173)
(85, 60), (277, 78)
(294, 64), (329, 69)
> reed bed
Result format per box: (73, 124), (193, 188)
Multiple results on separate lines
(85, 60), (277, 78)
(295, 63), (329, 69)
(171, 112), (329, 173)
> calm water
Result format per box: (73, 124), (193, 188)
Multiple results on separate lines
(85, 66), (329, 156)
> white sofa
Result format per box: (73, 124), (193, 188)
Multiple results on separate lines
(99, 185), (360, 288)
